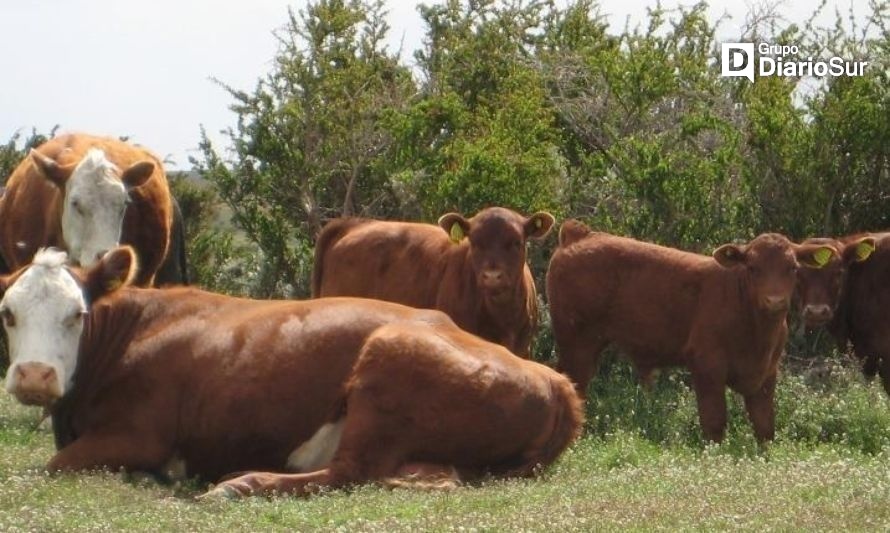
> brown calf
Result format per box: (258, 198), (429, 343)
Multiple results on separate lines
(312, 207), (555, 356)
(798, 233), (890, 393)
(1, 247), (581, 495)
(547, 220), (833, 442)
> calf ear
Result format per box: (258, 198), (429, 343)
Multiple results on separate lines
(84, 246), (138, 302)
(842, 237), (876, 264)
(121, 161), (155, 189)
(30, 150), (74, 188)
(713, 243), (747, 267)
(438, 213), (471, 243)
(796, 244), (838, 269)
(524, 212), (556, 240)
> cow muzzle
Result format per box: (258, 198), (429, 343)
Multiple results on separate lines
(762, 295), (790, 313)
(802, 304), (833, 327)
(479, 269), (508, 291)
(8, 362), (62, 407)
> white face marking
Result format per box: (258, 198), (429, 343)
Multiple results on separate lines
(2, 249), (86, 399)
(286, 420), (344, 472)
(61, 149), (128, 268)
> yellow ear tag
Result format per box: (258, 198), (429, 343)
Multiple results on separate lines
(856, 241), (875, 262)
(534, 218), (542, 229)
(105, 278), (122, 292)
(812, 248), (833, 268)
(449, 223), (464, 244)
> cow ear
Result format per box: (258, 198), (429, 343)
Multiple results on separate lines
(524, 212), (555, 240)
(84, 246), (137, 302)
(438, 213), (471, 244)
(121, 160), (154, 189)
(796, 244), (838, 269)
(842, 237), (876, 264)
(713, 243), (747, 267)
(30, 149), (74, 188)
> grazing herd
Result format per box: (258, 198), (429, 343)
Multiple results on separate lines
(0, 133), (886, 499)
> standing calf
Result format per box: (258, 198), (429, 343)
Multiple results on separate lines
(313, 207), (554, 356)
(547, 220), (833, 442)
(795, 234), (890, 392)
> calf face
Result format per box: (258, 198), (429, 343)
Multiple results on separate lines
(714, 234), (835, 314)
(795, 236), (876, 327)
(438, 207), (554, 298)
(30, 148), (154, 268)
(0, 247), (135, 407)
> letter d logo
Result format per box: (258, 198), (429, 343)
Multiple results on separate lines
(721, 43), (755, 82)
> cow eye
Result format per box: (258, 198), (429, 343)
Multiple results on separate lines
(1, 308), (15, 328)
(70, 199), (84, 215)
(65, 310), (86, 328)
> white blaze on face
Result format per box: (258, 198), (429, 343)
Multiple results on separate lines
(2, 249), (86, 399)
(62, 149), (129, 268)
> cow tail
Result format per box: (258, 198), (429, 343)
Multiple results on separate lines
(557, 219), (592, 248)
(513, 375), (584, 477)
(311, 218), (366, 298)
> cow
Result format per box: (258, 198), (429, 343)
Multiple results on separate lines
(0, 133), (176, 286)
(793, 235), (875, 329)
(312, 207), (555, 357)
(546, 220), (834, 442)
(795, 233), (890, 393)
(0, 247), (582, 498)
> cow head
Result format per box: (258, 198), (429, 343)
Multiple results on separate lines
(795, 236), (876, 327)
(1, 246), (136, 407)
(30, 148), (153, 268)
(438, 207), (554, 300)
(713, 233), (836, 314)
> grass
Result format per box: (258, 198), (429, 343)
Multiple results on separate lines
(2, 363), (890, 531)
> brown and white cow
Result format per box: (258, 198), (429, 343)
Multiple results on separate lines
(546, 220), (834, 442)
(795, 233), (890, 393)
(1, 247), (581, 497)
(0, 133), (175, 286)
(312, 208), (555, 356)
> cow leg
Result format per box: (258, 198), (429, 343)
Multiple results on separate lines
(555, 336), (608, 396)
(743, 373), (777, 443)
(691, 370), (727, 443)
(877, 356), (890, 396)
(47, 433), (168, 473)
(201, 469), (335, 499)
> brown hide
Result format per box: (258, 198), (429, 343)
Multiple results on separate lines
(23, 280), (579, 485)
(819, 233), (890, 393)
(312, 208), (554, 356)
(206, 317), (582, 498)
(547, 220), (827, 442)
(0, 133), (172, 285)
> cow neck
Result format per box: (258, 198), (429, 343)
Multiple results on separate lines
(50, 289), (147, 449)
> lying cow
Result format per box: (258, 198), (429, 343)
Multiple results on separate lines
(796, 233), (890, 393)
(312, 208), (555, 356)
(1, 247), (581, 498)
(0, 133), (179, 286)
(546, 220), (833, 442)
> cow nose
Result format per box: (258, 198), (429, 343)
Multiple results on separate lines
(481, 270), (504, 286)
(763, 295), (789, 311)
(9, 362), (61, 407)
(803, 304), (832, 324)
